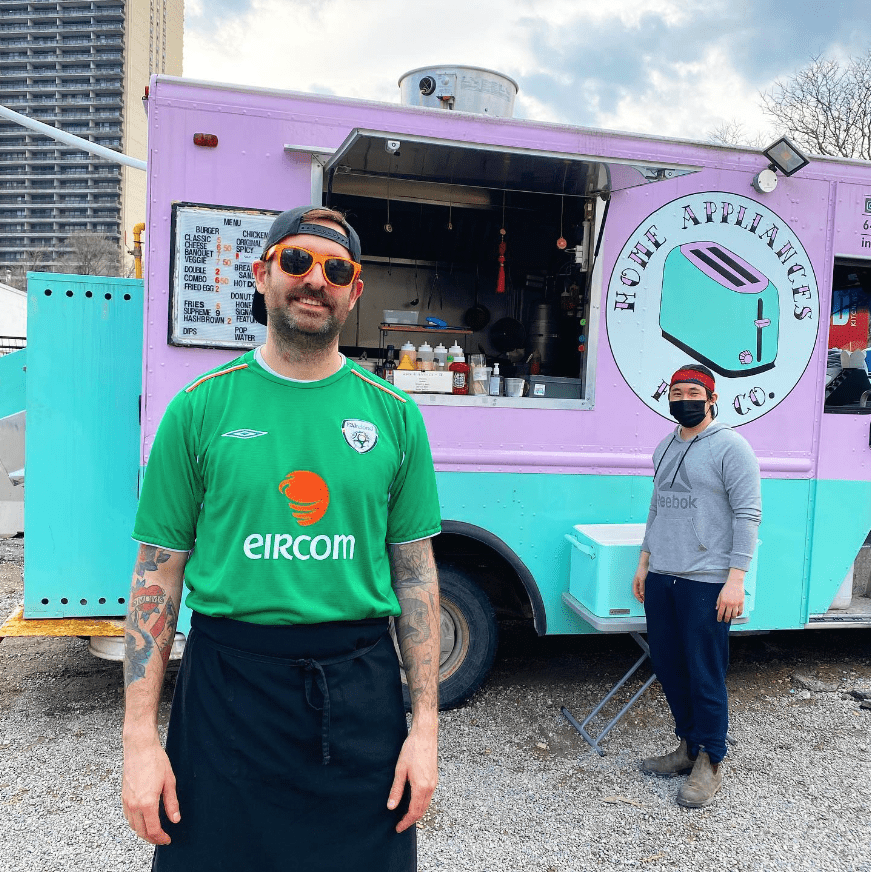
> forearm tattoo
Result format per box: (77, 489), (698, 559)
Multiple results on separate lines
(124, 545), (178, 689)
(390, 541), (439, 711)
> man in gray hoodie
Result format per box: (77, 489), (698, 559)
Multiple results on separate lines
(632, 364), (761, 807)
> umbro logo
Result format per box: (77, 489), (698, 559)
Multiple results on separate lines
(222, 429), (268, 439)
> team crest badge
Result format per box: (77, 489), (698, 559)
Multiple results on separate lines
(342, 419), (378, 454)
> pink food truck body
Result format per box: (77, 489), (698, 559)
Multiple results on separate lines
(5, 70), (870, 709)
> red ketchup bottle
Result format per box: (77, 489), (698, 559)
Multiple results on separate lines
(449, 350), (470, 395)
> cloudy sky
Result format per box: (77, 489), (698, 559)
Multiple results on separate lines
(183, 0), (871, 144)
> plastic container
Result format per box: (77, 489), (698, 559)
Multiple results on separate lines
(489, 363), (502, 396)
(398, 341), (417, 370)
(417, 341), (434, 371)
(449, 357), (470, 394)
(504, 377), (526, 397)
(382, 310), (419, 325)
(446, 342), (464, 366)
(529, 375), (583, 399)
(433, 343), (448, 370)
(469, 354), (488, 395)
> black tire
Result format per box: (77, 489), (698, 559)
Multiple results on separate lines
(393, 563), (498, 711)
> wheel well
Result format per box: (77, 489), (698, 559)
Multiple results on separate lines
(433, 521), (546, 634)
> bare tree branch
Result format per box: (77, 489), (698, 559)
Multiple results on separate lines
(707, 120), (771, 149)
(56, 231), (123, 277)
(760, 52), (871, 160)
(6, 245), (55, 291)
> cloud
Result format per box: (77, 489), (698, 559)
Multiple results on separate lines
(182, 0), (871, 142)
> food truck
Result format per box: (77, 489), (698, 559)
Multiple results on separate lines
(1, 67), (870, 709)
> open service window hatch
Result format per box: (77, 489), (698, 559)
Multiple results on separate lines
(323, 129), (701, 203)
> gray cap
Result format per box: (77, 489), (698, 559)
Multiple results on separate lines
(252, 206), (361, 326)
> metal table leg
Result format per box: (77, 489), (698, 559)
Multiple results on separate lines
(562, 632), (655, 756)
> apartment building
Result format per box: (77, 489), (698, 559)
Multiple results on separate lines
(0, 0), (183, 282)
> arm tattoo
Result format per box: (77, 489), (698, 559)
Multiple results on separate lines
(389, 540), (439, 711)
(124, 545), (179, 689)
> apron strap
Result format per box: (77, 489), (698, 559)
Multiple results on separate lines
(298, 631), (388, 766)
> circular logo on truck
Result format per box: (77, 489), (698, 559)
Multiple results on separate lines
(606, 192), (819, 425)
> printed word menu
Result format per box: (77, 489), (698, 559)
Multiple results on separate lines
(170, 204), (277, 348)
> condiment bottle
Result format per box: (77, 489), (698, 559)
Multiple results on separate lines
(449, 348), (469, 395)
(399, 341), (417, 370)
(489, 362), (502, 396)
(382, 345), (397, 384)
(417, 342), (434, 371)
(446, 342), (463, 367)
(433, 343), (448, 370)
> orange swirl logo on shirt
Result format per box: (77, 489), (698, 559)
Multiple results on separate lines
(278, 470), (330, 526)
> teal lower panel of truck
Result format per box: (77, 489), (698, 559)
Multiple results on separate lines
(436, 471), (871, 634)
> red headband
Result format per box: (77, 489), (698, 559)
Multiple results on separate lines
(670, 368), (715, 393)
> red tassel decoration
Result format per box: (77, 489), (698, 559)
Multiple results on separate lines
(496, 228), (506, 294)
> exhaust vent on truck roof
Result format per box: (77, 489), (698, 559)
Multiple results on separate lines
(399, 65), (519, 117)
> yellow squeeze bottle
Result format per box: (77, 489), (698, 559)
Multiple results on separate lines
(398, 341), (417, 370)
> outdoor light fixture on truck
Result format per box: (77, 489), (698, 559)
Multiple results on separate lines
(1, 69), (869, 710)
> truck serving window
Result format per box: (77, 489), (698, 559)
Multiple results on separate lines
(324, 129), (697, 409)
(825, 258), (871, 412)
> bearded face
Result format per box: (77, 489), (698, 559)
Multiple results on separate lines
(263, 274), (352, 352)
(254, 229), (363, 355)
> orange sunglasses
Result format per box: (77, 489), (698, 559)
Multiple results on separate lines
(264, 244), (361, 288)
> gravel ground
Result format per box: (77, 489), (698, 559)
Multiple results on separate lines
(1, 536), (870, 871)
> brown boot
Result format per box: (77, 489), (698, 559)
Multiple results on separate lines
(640, 738), (696, 777)
(676, 751), (722, 807)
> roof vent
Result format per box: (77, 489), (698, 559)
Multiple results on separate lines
(398, 65), (518, 117)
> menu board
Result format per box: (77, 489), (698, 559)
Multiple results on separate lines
(169, 203), (278, 348)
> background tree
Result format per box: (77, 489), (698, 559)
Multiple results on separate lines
(707, 50), (871, 158)
(760, 51), (871, 160)
(56, 231), (123, 277)
(6, 245), (55, 291)
(707, 120), (770, 149)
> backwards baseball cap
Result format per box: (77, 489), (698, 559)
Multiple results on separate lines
(252, 206), (362, 326)
(670, 366), (715, 393)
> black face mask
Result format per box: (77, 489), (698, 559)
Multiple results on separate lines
(670, 399), (707, 428)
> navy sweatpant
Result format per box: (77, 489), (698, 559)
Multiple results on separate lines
(644, 571), (730, 764)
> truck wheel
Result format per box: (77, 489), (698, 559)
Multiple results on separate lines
(393, 564), (498, 711)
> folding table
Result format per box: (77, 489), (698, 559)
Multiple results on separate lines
(560, 591), (746, 756)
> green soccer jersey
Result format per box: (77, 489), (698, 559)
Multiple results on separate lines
(132, 350), (441, 625)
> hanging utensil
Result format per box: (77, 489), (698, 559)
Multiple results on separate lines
(556, 194), (567, 249)
(464, 265), (490, 330)
(407, 260), (419, 306)
(384, 158), (393, 232)
(428, 262), (445, 310)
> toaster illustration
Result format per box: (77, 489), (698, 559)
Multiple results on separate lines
(660, 242), (780, 377)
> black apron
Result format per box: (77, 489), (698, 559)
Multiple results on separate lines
(153, 611), (416, 872)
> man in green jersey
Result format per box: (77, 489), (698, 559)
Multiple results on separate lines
(122, 206), (441, 871)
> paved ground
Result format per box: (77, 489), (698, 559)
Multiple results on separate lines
(2, 537), (870, 871)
